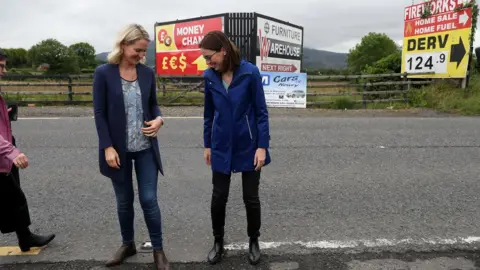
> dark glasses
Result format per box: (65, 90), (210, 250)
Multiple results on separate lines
(203, 51), (219, 61)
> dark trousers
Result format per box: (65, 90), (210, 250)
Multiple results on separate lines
(0, 136), (31, 234)
(211, 170), (261, 239)
(110, 147), (163, 250)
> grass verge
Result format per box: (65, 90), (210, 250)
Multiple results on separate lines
(407, 72), (480, 115)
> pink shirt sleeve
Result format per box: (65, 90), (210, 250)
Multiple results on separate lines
(0, 133), (21, 161)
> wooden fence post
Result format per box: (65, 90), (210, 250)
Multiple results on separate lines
(67, 76), (73, 101)
(362, 82), (367, 109)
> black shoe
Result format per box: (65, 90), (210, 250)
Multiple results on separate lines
(248, 237), (260, 265)
(153, 249), (171, 270)
(207, 238), (224, 264)
(18, 232), (55, 252)
(105, 242), (137, 267)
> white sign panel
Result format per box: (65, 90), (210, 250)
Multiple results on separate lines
(403, 51), (449, 74)
(256, 15), (303, 73)
(261, 72), (307, 108)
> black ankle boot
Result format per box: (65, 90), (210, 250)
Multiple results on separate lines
(248, 237), (260, 265)
(16, 228), (55, 252)
(207, 238), (224, 264)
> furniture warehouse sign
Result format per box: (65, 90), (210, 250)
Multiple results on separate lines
(256, 15), (303, 73)
(401, 0), (473, 78)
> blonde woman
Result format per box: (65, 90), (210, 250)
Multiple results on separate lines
(92, 24), (170, 270)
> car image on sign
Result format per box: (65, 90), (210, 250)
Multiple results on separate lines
(286, 90), (305, 98)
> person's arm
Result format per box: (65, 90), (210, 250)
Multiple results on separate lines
(203, 79), (214, 148)
(251, 66), (269, 149)
(0, 133), (21, 161)
(92, 67), (113, 149)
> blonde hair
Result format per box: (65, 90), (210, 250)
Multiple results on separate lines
(107, 23), (150, 64)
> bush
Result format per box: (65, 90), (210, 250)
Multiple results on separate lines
(80, 68), (95, 74)
(329, 97), (355, 109)
(360, 51), (403, 100)
(7, 68), (19, 74)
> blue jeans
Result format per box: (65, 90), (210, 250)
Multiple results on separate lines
(110, 147), (163, 250)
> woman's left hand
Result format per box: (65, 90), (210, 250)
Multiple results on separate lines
(142, 117), (163, 137)
(254, 148), (266, 171)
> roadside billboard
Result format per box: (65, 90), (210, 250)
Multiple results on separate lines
(154, 16), (224, 76)
(401, 0), (473, 78)
(261, 72), (307, 108)
(256, 14), (303, 73)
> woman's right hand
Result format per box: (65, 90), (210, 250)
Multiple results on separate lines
(204, 148), (211, 165)
(105, 146), (120, 169)
(13, 153), (28, 169)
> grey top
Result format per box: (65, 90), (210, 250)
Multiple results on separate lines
(121, 78), (151, 152)
(222, 80), (229, 93)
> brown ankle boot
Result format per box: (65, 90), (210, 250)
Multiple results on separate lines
(105, 242), (136, 267)
(153, 249), (170, 270)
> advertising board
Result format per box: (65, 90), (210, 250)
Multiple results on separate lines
(154, 16), (224, 75)
(401, 0), (473, 78)
(256, 15), (303, 73)
(261, 72), (307, 108)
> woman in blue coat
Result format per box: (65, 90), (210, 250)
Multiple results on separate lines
(199, 30), (271, 265)
(92, 24), (170, 270)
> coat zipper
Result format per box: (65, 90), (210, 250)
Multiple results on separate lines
(245, 115), (252, 140)
(211, 115), (216, 140)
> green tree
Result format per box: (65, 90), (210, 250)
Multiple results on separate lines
(28, 39), (80, 74)
(2, 48), (29, 68)
(347, 32), (399, 73)
(69, 42), (96, 69)
(363, 51), (402, 74)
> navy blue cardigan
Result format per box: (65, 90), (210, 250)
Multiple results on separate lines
(92, 63), (164, 178)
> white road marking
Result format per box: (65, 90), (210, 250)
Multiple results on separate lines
(224, 236), (480, 250)
(93, 116), (203, 119)
(18, 117), (60, 120)
(163, 116), (203, 119)
(18, 116), (203, 120)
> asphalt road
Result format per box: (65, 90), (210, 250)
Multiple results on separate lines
(1, 112), (480, 269)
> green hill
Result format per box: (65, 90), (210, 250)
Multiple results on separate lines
(96, 41), (347, 69)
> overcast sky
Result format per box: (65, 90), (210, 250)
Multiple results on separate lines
(0, 0), (478, 54)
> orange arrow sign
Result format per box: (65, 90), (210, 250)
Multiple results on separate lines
(192, 55), (208, 71)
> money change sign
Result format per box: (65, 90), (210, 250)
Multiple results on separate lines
(155, 16), (224, 75)
(401, 0), (473, 78)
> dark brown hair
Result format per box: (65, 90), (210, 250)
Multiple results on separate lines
(199, 30), (240, 72)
